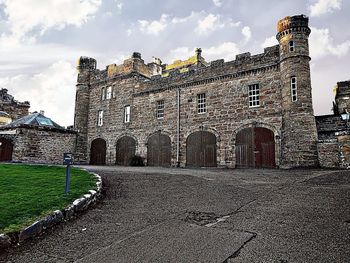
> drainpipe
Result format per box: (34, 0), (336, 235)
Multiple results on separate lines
(176, 87), (180, 167)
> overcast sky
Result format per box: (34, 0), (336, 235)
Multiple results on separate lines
(0, 0), (349, 126)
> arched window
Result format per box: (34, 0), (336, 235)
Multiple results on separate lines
(291, 76), (297, 102)
(289, 41), (295, 52)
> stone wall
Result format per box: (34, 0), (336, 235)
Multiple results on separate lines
(9, 128), (76, 164)
(0, 89), (30, 120)
(317, 140), (339, 168)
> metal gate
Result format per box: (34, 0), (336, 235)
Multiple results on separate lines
(0, 138), (13, 162)
(90, 138), (106, 165)
(235, 127), (275, 168)
(186, 131), (217, 167)
(147, 133), (171, 166)
(116, 136), (136, 166)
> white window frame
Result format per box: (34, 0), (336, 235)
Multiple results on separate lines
(97, 110), (103, 126)
(124, 105), (131, 123)
(197, 93), (206, 114)
(291, 76), (297, 102)
(248, 84), (260, 108)
(289, 41), (294, 52)
(101, 87), (106, 100)
(156, 100), (164, 119)
(106, 86), (112, 99)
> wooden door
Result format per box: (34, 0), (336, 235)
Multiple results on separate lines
(147, 133), (171, 166)
(186, 131), (217, 167)
(116, 136), (136, 166)
(0, 138), (13, 162)
(235, 127), (275, 168)
(90, 138), (106, 165)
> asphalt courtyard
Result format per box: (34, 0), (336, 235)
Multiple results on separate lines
(1, 166), (349, 263)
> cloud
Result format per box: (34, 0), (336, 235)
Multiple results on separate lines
(0, 61), (76, 127)
(138, 14), (168, 35)
(261, 36), (278, 48)
(241, 26), (251, 44)
(309, 27), (350, 59)
(195, 13), (225, 35)
(212, 0), (222, 7)
(166, 42), (240, 64)
(309, 0), (342, 17)
(0, 0), (102, 44)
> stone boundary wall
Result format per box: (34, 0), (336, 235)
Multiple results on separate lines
(0, 170), (102, 250)
(317, 140), (340, 168)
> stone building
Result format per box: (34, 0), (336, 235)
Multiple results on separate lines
(0, 112), (76, 163)
(0, 88), (30, 122)
(73, 14), (319, 169)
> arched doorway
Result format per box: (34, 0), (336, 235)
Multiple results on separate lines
(0, 138), (13, 162)
(235, 127), (275, 168)
(116, 136), (136, 166)
(90, 138), (106, 165)
(186, 131), (217, 167)
(147, 133), (171, 166)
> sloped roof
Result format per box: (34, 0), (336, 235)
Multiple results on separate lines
(0, 112), (65, 131)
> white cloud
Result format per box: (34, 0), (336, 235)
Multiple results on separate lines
(138, 14), (168, 35)
(241, 26), (251, 44)
(166, 42), (240, 64)
(195, 13), (225, 35)
(171, 12), (196, 24)
(212, 0), (222, 7)
(309, 0), (342, 17)
(116, 1), (123, 11)
(0, 61), (76, 127)
(0, 0), (101, 44)
(261, 36), (278, 48)
(309, 27), (350, 59)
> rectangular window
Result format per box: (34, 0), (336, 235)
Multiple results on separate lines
(106, 86), (112, 99)
(97, 110), (103, 126)
(248, 84), (260, 107)
(112, 86), (116, 98)
(197, 93), (206, 113)
(156, 100), (164, 119)
(291, 76), (297, 102)
(289, 41), (294, 52)
(101, 87), (106, 100)
(124, 105), (131, 123)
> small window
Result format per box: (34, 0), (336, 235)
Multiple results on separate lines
(124, 105), (131, 123)
(97, 110), (103, 126)
(101, 88), (106, 100)
(106, 86), (112, 99)
(112, 87), (116, 98)
(156, 100), (164, 119)
(248, 84), (260, 107)
(197, 93), (206, 113)
(289, 41), (294, 52)
(291, 76), (297, 102)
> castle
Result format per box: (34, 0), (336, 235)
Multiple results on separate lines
(73, 15), (319, 168)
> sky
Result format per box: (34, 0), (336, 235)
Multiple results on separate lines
(0, 0), (349, 127)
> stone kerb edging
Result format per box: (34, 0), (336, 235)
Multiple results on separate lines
(0, 171), (102, 250)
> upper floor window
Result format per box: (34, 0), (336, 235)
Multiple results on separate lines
(97, 110), (103, 126)
(197, 93), (206, 113)
(156, 100), (164, 119)
(248, 84), (260, 107)
(106, 86), (112, 99)
(101, 87), (106, 100)
(124, 105), (131, 123)
(291, 76), (297, 102)
(289, 41), (294, 52)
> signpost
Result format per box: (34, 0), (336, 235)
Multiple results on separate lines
(63, 153), (74, 194)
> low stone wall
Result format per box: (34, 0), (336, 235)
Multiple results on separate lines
(0, 171), (102, 250)
(317, 140), (340, 168)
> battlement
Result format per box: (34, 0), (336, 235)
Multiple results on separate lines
(276, 15), (310, 41)
(77, 56), (97, 72)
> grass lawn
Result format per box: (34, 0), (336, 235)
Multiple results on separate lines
(0, 164), (96, 233)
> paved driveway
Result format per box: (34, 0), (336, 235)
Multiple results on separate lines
(1, 167), (349, 262)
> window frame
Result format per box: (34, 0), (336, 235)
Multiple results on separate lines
(124, 105), (131, 123)
(289, 40), (295, 52)
(101, 87), (106, 100)
(106, 86), (112, 99)
(156, 100), (165, 119)
(248, 83), (260, 108)
(291, 76), (297, 102)
(97, 110), (103, 126)
(197, 93), (206, 114)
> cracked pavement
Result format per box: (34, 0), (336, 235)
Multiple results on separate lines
(1, 167), (349, 262)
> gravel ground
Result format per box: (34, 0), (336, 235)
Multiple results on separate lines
(1, 166), (349, 263)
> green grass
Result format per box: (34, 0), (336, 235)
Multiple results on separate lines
(0, 164), (96, 233)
